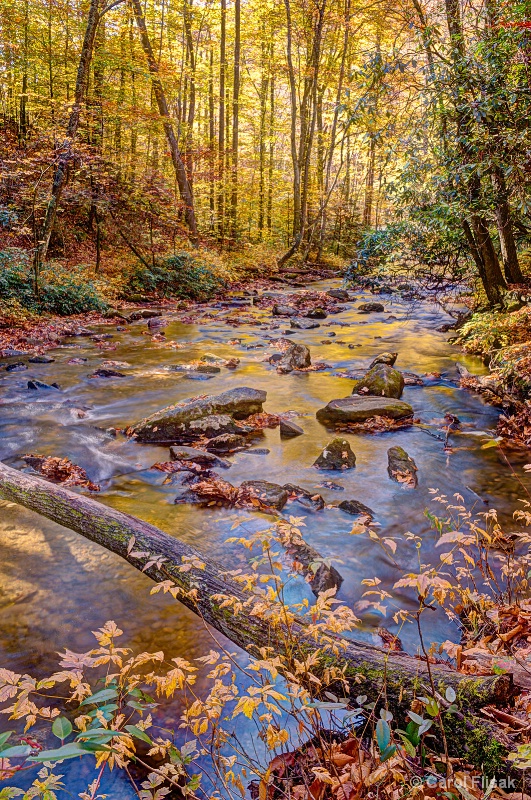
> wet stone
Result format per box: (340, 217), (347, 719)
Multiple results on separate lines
(280, 419), (304, 438)
(313, 438), (356, 470)
(240, 480), (289, 510)
(5, 362), (27, 372)
(338, 499), (374, 518)
(28, 355), (55, 364)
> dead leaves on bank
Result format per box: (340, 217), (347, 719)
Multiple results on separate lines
(255, 733), (497, 800)
(22, 454), (100, 491)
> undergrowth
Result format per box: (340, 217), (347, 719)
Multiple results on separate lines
(1, 490), (531, 799)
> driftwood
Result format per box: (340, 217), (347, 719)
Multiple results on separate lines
(0, 460), (521, 764)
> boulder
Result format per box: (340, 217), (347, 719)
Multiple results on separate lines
(169, 445), (230, 469)
(277, 342), (311, 373)
(338, 499), (374, 519)
(352, 364), (405, 399)
(387, 446), (418, 487)
(305, 308), (327, 319)
(28, 355), (55, 364)
(206, 434), (248, 453)
(290, 318), (320, 330)
(327, 289), (350, 301)
(132, 387), (266, 443)
(280, 419), (304, 438)
(313, 438), (356, 470)
(358, 302), (385, 313)
(240, 480), (289, 510)
(369, 352), (397, 368)
(272, 304), (297, 317)
(316, 396), (413, 425)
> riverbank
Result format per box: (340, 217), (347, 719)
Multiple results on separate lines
(455, 304), (531, 447)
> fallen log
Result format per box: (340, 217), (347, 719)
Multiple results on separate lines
(0, 461), (517, 767)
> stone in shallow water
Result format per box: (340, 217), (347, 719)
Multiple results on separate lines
(132, 387), (266, 443)
(316, 396), (413, 425)
(240, 480), (289, 510)
(290, 318), (320, 330)
(338, 499), (374, 518)
(280, 419), (304, 438)
(358, 302), (384, 313)
(206, 433), (247, 453)
(277, 342), (311, 373)
(387, 446), (418, 487)
(313, 438), (356, 470)
(169, 445), (231, 469)
(29, 354), (55, 364)
(369, 352), (398, 368)
(5, 362), (27, 372)
(352, 364), (405, 399)
(27, 379), (60, 390)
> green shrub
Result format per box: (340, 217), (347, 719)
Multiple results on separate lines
(0, 251), (108, 315)
(126, 252), (225, 301)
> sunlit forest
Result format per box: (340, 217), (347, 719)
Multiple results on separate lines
(1, 0), (531, 796)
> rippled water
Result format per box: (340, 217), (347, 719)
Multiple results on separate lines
(1, 280), (530, 794)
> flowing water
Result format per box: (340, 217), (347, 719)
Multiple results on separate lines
(1, 279), (530, 794)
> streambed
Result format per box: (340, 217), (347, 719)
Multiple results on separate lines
(1, 279), (529, 794)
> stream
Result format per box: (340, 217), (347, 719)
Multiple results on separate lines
(1, 278), (530, 795)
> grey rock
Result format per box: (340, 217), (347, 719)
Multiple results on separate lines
(305, 308), (327, 319)
(1, 349), (27, 358)
(188, 415), (251, 439)
(358, 302), (385, 313)
(327, 289), (350, 301)
(277, 342), (311, 373)
(28, 379), (60, 390)
(272, 304), (297, 317)
(290, 318), (320, 330)
(369, 352), (398, 368)
(132, 387), (266, 443)
(280, 419), (304, 438)
(171, 363), (221, 374)
(148, 317), (166, 328)
(128, 309), (163, 321)
(313, 438), (356, 470)
(352, 364), (405, 399)
(240, 480), (289, 510)
(170, 445), (231, 469)
(283, 483), (324, 511)
(89, 368), (126, 378)
(246, 447), (271, 455)
(338, 499), (374, 518)
(206, 433), (247, 452)
(387, 446), (418, 487)
(5, 362), (27, 372)
(316, 396), (413, 425)
(28, 355), (55, 364)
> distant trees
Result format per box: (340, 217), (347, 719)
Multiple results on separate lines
(0, 0), (529, 294)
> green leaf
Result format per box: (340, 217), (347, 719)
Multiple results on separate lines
(376, 719), (391, 753)
(0, 789), (25, 798)
(0, 731), (14, 749)
(80, 688), (119, 707)
(445, 687), (456, 703)
(380, 744), (396, 763)
(480, 438), (501, 449)
(426, 699), (439, 717)
(52, 716), (73, 740)
(398, 733), (416, 758)
(407, 711), (425, 725)
(28, 743), (89, 762)
(76, 740), (112, 753)
(0, 745), (32, 758)
(124, 724), (153, 745)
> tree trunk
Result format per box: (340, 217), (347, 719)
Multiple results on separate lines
(131, 0), (198, 243)
(229, 0), (240, 243)
(492, 167), (524, 284)
(218, 0), (226, 244)
(33, 0), (101, 275)
(0, 460), (520, 716)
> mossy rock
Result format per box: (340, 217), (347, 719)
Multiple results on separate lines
(352, 364), (404, 399)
